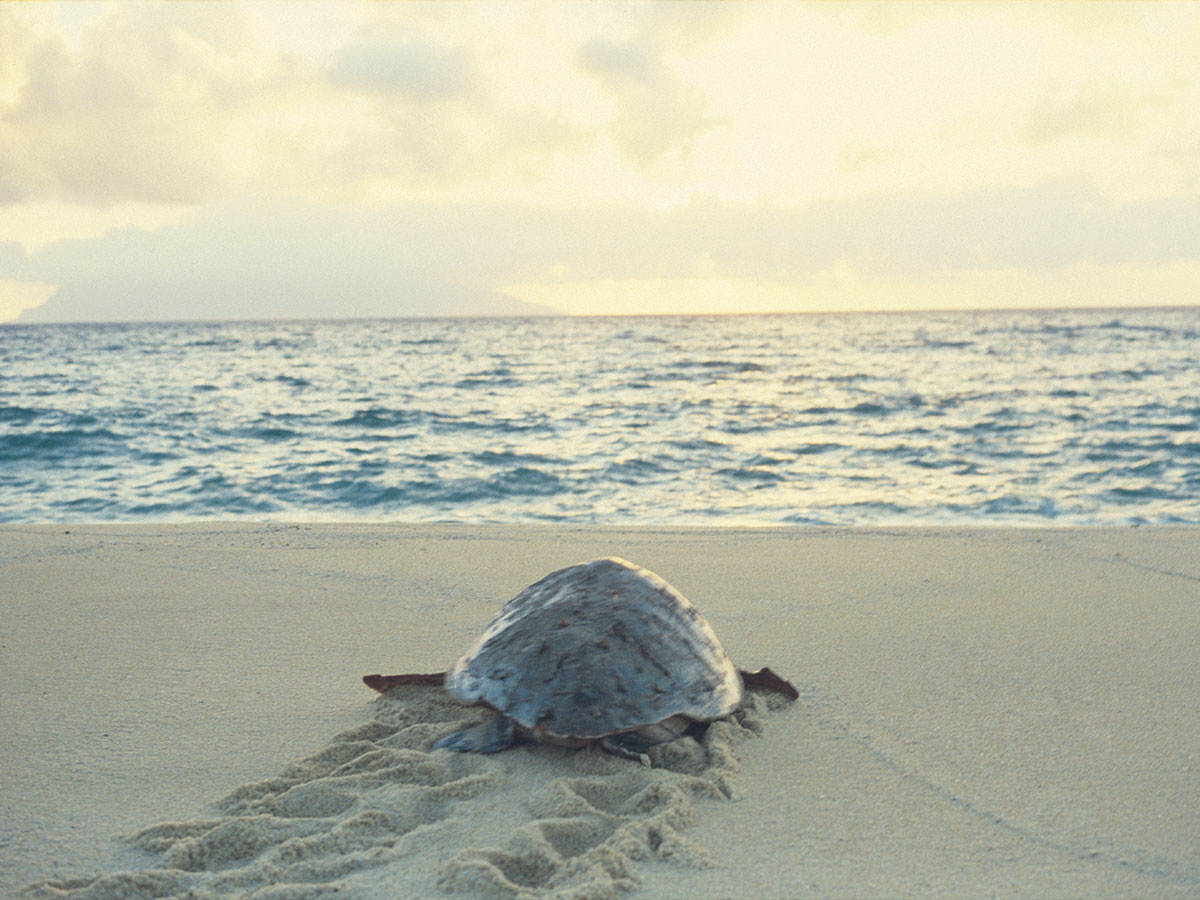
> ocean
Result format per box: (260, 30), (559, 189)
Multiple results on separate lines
(1, 308), (1198, 526)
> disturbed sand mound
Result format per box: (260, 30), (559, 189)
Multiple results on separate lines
(23, 684), (792, 900)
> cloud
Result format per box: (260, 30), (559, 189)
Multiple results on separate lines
(11, 179), (1199, 322)
(328, 37), (478, 101)
(505, 259), (1200, 317)
(0, 4), (600, 210)
(372, 182), (1200, 287)
(0, 4), (274, 205)
(3, 2), (1199, 321)
(5, 2), (1196, 217)
(577, 36), (722, 168)
(0, 6), (503, 207)
(578, 38), (657, 86)
(1025, 76), (1181, 144)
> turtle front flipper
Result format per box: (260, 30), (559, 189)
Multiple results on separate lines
(433, 715), (516, 753)
(363, 672), (447, 693)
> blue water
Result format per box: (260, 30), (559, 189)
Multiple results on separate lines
(2, 309), (1198, 525)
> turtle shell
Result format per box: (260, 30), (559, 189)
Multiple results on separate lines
(444, 557), (743, 740)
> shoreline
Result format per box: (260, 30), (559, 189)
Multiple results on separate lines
(3, 523), (1198, 898)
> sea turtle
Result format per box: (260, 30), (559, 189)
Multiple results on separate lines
(364, 556), (798, 760)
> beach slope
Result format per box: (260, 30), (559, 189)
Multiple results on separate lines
(2, 524), (1197, 898)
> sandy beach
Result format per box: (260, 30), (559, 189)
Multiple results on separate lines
(2, 523), (1197, 899)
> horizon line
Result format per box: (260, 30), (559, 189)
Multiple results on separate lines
(5, 302), (1200, 328)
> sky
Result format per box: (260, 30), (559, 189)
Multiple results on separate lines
(1, 1), (1199, 323)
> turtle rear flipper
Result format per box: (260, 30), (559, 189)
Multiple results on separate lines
(600, 715), (689, 761)
(433, 716), (516, 753)
(599, 732), (655, 762)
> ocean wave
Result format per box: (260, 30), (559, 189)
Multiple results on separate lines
(0, 427), (128, 462)
(2, 309), (1199, 525)
(334, 407), (425, 429)
(0, 404), (46, 424)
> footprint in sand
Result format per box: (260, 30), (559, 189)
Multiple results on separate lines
(436, 689), (788, 899)
(21, 686), (790, 900)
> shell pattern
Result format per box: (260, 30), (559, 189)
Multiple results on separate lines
(444, 557), (743, 740)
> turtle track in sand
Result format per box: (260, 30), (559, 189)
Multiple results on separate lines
(21, 684), (793, 900)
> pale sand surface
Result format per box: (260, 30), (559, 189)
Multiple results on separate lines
(2, 524), (1198, 898)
